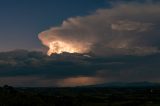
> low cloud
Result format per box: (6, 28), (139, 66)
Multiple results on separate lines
(0, 50), (160, 86)
(56, 76), (104, 87)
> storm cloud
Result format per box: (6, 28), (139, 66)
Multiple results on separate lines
(1, 1), (160, 87)
(39, 2), (160, 56)
(0, 50), (160, 87)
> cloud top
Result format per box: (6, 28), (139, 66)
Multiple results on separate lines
(38, 3), (160, 56)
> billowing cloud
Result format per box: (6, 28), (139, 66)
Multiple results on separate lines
(111, 20), (153, 32)
(39, 2), (160, 56)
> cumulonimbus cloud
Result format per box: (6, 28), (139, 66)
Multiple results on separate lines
(38, 2), (160, 56)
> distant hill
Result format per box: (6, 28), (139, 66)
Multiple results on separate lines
(86, 82), (160, 87)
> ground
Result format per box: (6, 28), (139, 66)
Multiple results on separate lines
(0, 85), (160, 106)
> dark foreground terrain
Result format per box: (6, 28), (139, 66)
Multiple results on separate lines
(0, 85), (160, 106)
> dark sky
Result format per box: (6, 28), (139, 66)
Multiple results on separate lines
(0, 0), (108, 51)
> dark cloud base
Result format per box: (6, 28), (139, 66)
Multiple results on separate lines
(0, 50), (159, 87)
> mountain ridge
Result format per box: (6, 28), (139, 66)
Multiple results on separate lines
(83, 81), (160, 87)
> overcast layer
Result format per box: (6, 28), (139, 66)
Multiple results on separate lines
(0, 50), (159, 87)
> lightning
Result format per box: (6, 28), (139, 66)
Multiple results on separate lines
(47, 41), (88, 56)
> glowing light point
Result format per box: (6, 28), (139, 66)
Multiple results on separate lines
(47, 41), (86, 56)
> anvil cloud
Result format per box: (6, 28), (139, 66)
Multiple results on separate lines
(39, 2), (160, 56)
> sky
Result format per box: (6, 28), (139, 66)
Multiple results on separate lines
(0, 0), (108, 51)
(0, 0), (160, 87)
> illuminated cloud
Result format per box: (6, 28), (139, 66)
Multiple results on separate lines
(56, 76), (104, 87)
(111, 20), (153, 32)
(39, 3), (160, 56)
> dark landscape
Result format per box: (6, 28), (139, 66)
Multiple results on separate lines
(0, 83), (160, 106)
